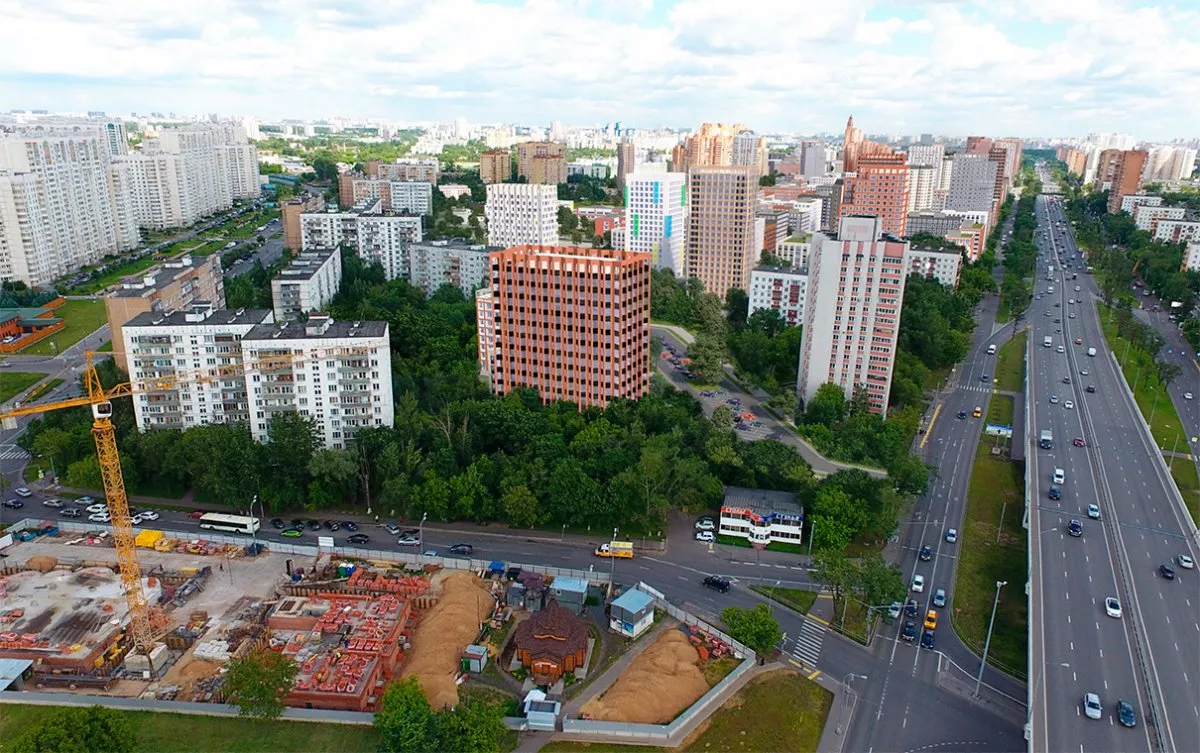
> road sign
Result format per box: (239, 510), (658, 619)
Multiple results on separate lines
(985, 424), (1014, 438)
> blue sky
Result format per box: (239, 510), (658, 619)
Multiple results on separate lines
(1, 0), (1198, 139)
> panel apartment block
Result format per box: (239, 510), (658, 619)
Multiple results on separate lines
(365, 158), (439, 183)
(482, 245), (650, 409)
(282, 194), (325, 250)
(407, 239), (497, 299)
(749, 266), (808, 326)
(685, 166), (758, 298)
(300, 200), (422, 280)
(122, 304), (274, 431)
(945, 153), (998, 216)
(515, 142), (567, 185)
(242, 315), (393, 450)
(480, 150), (513, 184)
(625, 171), (687, 276)
(904, 246), (962, 287)
(105, 253), (225, 371)
(485, 184), (558, 247)
(271, 248), (343, 321)
(797, 216), (908, 415)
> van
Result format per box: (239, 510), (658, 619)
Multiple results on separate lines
(987, 344), (997, 355)
(1087, 347), (1096, 357)
(1053, 468), (1066, 485)
(1044, 336), (1053, 348)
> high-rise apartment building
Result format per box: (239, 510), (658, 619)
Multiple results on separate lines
(477, 245), (650, 409)
(105, 122), (128, 156)
(282, 194), (325, 250)
(365, 158), (439, 183)
(407, 239), (497, 299)
(0, 125), (139, 287)
(105, 253), (225, 372)
(946, 152), (998, 220)
(838, 153), (910, 236)
(1105, 150), (1148, 214)
(675, 123), (747, 170)
(801, 141), (827, 177)
(749, 265), (808, 326)
(485, 183), (558, 247)
(732, 130), (769, 176)
(270, 248), (342, 322)
(515, 142), (567, 185)
(685, 166), (758, 298)
(906, 164), (937, 212)
(242, 314), (393, 449)
(1143, 146), (1198, 183)
(625, 171), (688, 276)
(841, 115), (893, 173)
(480, 149), (512, 184)
(789, 197), (823, 235)
(616, 141), (635, 192)
(797, 216), (908, 415)
(300, 200), (423, 280)
(906, 144), (945, 168)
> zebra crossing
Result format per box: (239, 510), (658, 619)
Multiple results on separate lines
(0, 444), (29, 462)
(956, 383), (997, 393)
(790, 616), (826, 668)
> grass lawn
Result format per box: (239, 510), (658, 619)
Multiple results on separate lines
(750, 585), (817, 615)
(995, 329), (1028, 392)
(1098, 304), (1188, 451)
(829, 598), (869, 645)
(0, 705), (381, 753)
(25, 377), (64, 403)
(98, 340), (113, 352)
(0, 371), (44, 403)
(955, 435), (1028, 679)
(923, 365), (951, 391)
(20, 300), (108, 356)
(702, 656), (741, 687)
(539, 670), (831, 753)
(1167, 458), (1200, 528)
(987, 394), (1015, 428)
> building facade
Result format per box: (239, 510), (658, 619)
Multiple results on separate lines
(904, 247), (962, 287)
(748, 266), (808, 326)
(1132, 204), (1186, 232)
(407, 239), (496, 299)
(625, 171), (688, 276)
(299, 201), (422, 280)
(1120, 194), (1162, 213)
(946, 152), (999, 217)
(838, 153), (910, 236)
(797, 216), (908, 415)
(685, 166), (758, 297)
(1154, 220), (1200, 243)
(485, 183), (558, 247)
(478, 245), (650, 409)
(282, 194), (325, 251)
(1105, 150), (1148, 214)
(719, 486), (804, 549)
(906, 164), (937, 212)
(515, 142), (567, 185)
(365, 158), (439, 183)
(616, 141), (635, 192)
(907, 144), (945, 168)
(271, 248), (343, 322)
(480, 150), (512, 184)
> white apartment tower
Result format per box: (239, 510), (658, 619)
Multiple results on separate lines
(625, 171), (688, 276)
(945, 153), (998, 214)
(105, 122), (129, 156)
(0, 126), (139, 287)
(271, 248), (343, 322)
(242, 315), (394, 450)
(300, 201), (422, 280)
(797, 216), (909, 415)
(485, 183), (558, 247)
(906, 144), (944, 168)
(906, 165), (937, 212)
(407, 239), (497, 298)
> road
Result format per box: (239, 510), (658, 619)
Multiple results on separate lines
(1027, 174), (1200, 753)
(226, 227), (285, 278)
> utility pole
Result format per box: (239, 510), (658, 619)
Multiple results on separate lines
(609, 526), (618, 596)
(835, 673), (867, 736)
(976, 580), (1007, 696)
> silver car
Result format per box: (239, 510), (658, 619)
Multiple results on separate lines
(1084, 692), (1102, 720)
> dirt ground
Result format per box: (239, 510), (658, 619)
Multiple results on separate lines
(581, 628), (709, 724)
(400, 571), (495, 710)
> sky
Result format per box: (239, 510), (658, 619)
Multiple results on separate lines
(1, 0), (1198, 140)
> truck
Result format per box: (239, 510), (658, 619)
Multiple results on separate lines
(1087, 347), (1096, 357)
(594, 541), (634, 559)
(1040, 430), (1053, 449)
(987, 344), (997, 355)
(1043, 336), (1053, 348)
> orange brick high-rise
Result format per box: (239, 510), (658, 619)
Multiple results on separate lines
(478, 245), (651, 409)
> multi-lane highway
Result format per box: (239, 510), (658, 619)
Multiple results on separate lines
(1028, 176), (1200, 752)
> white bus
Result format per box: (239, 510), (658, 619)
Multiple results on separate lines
(198, 513), (260, 535)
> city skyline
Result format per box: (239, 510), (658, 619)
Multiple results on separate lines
(2, 1), (1198, 140)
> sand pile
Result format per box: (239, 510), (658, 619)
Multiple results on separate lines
(581, 629), (709, 723)
(25, 555), (57, 572)
(400, 571), (494, 709)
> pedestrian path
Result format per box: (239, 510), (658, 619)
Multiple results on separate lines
(790, 616), (826, 668)
(0, 444), (29, 462)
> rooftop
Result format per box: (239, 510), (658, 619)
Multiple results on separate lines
(513, 600), (589, 665)
(111, 255), (217, 299)
(124, 305), (273, 329)
(754, 264), (807, 275)
(274, 248), (339, 282)
(722, 486), (803, 517)
(243, 315), (387, 342)
(611, 588), (655, 615)
(410, 239), (502, 253)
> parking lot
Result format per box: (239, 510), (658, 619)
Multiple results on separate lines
(654, 342), (780, 443)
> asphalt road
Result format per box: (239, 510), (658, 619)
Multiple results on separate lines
(1027, 182), (1200, 752)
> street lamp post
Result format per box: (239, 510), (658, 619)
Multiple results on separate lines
(418, 512), (428, 547)
(1027, 662), (1070, 736)
(609, 526), (618, 596)
(976, 580), (1008, 696)
(835, 673), (867, 736)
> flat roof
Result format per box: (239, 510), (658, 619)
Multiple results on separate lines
(111, 256), (214, 298)
(274, 248), (338, 282)
(722, 486), (802, 517)
(125, 307), (273, 328)
(611, 588), (654, 614)
(410, 239), (502, 253)
(243, 318), (387, 341)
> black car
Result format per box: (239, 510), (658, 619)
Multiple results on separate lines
(905, 599), (918, 617)
(291, 518), (305, 529)
(957, 410), (967, 419)
(306, 519), (321, 531)
(1068, 520), (1083, 537)
(1048, 486), (1061, 500)
(325, 520), (341, 532)
(270, 518), (286, 529)
(1159, 564), (1176, 580)
(2, 499), (24, 509)
(402, 528), (420, 538)
(980, 374), (989, 382)
(901, 620), (916, 642)
(343, 521), (359, 532)
(449, 543), (474, 556)
(347, 533), (370, 545)
(703, 575), (731, 593)
(1086, 385), (1096, 393)
(919, 545), (933, 562)
(921, 630), (935, 650)
(1117, 699), (1137, 727)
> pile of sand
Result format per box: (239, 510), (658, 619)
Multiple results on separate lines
(25, 555), (57, 573)
(581, 629), (709, 724)
(400, 571), (494, 709)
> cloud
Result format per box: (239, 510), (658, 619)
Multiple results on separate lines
(0, 0), (1195, 138)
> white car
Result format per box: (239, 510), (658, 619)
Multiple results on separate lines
(13, 487), (32, 498)
(1080, 369), (1089, 376)
(1049, 395), (1059, 404)
(911, 574), (925, 593)
(139, 510), (160, 521)
(86, 503), (107, 513)
(1104, 597), (1122, 619)
(695, 531), (715, 543)
(945, 528), (958, 544)
(695, 518), (716, 531)
(1178, 554), (1195, 569)
(1064, 400), (1074, 410)
(1087, 504), (1101, 520)
(1057, 345), (1065, 353)
(1186, 393), (1194, 400)
(1084, 692), (1103, 720)
(88, 512), (111, 523)
(1075, 286), (1081, 292)
(77, 495), (95, 505)
(42, 498), (65, 508)
(130, 514), (144, 526)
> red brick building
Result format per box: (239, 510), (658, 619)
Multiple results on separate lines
(838, 153), (910, 237)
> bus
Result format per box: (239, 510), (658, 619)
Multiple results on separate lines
(198, 513), (260, 535)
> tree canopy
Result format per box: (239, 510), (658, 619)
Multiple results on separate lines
(12, 706), (135, 753)
(222, 649), (299, 719)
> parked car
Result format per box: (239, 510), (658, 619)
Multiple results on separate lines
(887, 602), (902, 620)
(42, 498), (65, 508)
(695, 518), (716, 531)
(398, 536), (421, 546)
(385, 523), (402, 535)
(2, 499), (24, 509)
(13, 487), (32, 498)
(77, 496), (95, 505)
(188, 510), (207, 519)
(703, 575), (731, 593)
(422, 550), (438, 557)
(449, 543), (474, 556)
(271, 518), (286, 529)
(695, 531), (715, 543)
(86, 502), (106, 513)
(281, 528), (303, 538)
(324, 520), (341, 532)
(59, 508), (82, 518)
(88, 512), (110, 522)
(343, 521), (359, 532)
(306, 519), (321, 531)
(140, 510), (159, 521)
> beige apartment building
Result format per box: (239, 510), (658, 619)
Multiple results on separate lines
(281, 194), (325, 250)
(516, 142), (567, 185)
(104, 253), (225, 371)
(685, 166), (758, 298)
(480, 150), (513, 184)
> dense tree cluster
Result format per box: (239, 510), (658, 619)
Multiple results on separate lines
(10, 706), (135, 753)
(811, 550), (906, 607)
(375, 677), (509, 753)
(557, 174), (616, 205)
(223, 649), (299, 719)
(999, 188), (1040, 318)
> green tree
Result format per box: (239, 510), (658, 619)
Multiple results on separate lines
(812, 550), (855, 602)
(688, 330), (725, 380)
(556, 205), (578, 236)
(501, 483), (543, 528)
(853, 554), (906, 607)
(804, 383), (847, 427)
(311, 155), (338, 182)
(725, 288), (749, 331)
(721, 603), (782, 655)
(262, 412), (319, 509)
(222, 649), (298, 719)
(31, 427), (73, 477)
(12, 706), (135, 753)
(308, 448), (358, 509)
(434, 699), (508, 753)
(375, 677), (437, 753)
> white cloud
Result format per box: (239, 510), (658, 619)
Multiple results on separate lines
(0, 0), (1195, 137)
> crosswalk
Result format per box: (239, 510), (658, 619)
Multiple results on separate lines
(0, 444), (29, 462)
(955, 383), (997, 393)
(790, 616), (826, 668)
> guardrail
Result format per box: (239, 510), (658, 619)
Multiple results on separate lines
(1025, 320), (1035, 747)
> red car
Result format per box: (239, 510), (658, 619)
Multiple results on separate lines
(1072, 437), (1086, 447)
(188, 511), (208, 519)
